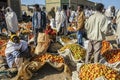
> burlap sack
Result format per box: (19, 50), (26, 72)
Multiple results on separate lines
(35, 33), (51, 55)
(37, 33), (50, 43)
(47, 61), (72, 76)
(14, 61), (45, 80)
(35, 40), (50, 55)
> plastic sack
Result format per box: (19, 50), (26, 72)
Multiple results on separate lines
(58, 49), (84, 63)
(58, 49), (71, 58)
(72, 71), (80, 80)
(95, 76), (107, 80)
(58, 44), (86, 62)
(59, 37), (77, 46)
(83, 40), (89, 50)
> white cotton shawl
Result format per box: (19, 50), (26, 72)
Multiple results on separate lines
(5, 40), (28, 56)
(5, 7), (18, 33)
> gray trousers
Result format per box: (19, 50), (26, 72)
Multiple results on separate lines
(85, 40), (102, 63)
(33, 28), (43, 46)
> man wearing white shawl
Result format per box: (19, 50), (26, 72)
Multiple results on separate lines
(5, 7), (18, 34)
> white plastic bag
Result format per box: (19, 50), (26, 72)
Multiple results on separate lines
(59, 37), (77, 46)
(72, 71), (80, 80)
(58, 49), (84, 63)
(83, 40), (89, 50)
(95, 76), (107, 80)
(50, 18), (56, 29)
(58, 49), (71, 58)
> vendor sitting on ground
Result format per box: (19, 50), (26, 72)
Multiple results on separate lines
(5, 34), (31, 68)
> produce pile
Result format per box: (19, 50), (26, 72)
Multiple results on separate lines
(0, 40), (6, 45)
(61, 36), (71, 43)
(33, 53), (64, 63)
(19, 22), (33, 40)
(67, 33), (77, 39)
(59, 44), (86, 60)
(18, 22), (32, 29)
(20, 29), (31, 35)
(67, 26), (76, 32)
(0, 40), (7, 56)
(79, 63), (120, 80)
(101, 40), (111, 54)
(103, 49), (120, 64)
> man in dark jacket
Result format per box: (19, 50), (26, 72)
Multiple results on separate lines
(32, 4), (46, 46)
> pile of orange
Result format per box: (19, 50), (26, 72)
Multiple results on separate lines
(33, 53), (64, 63)
(79, 63), (120, 80)
(101, 40), (111, 54)
(61, 36), (71, 43)
(67, 26), (75, 32)
(103, 49), (120, 64)
(0, 40), (7, 56)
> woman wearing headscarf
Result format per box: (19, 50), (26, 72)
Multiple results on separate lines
(5, 7), (18, 34)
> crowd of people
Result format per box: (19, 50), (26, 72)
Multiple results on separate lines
(0, 3), (120, 71)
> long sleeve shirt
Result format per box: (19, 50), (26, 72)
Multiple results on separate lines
(85, 12), (110, 41)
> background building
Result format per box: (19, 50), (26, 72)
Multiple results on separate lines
(46, 0), (95, 12)
(21, 4), (34, 17)
(21, 4), (45, 16)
